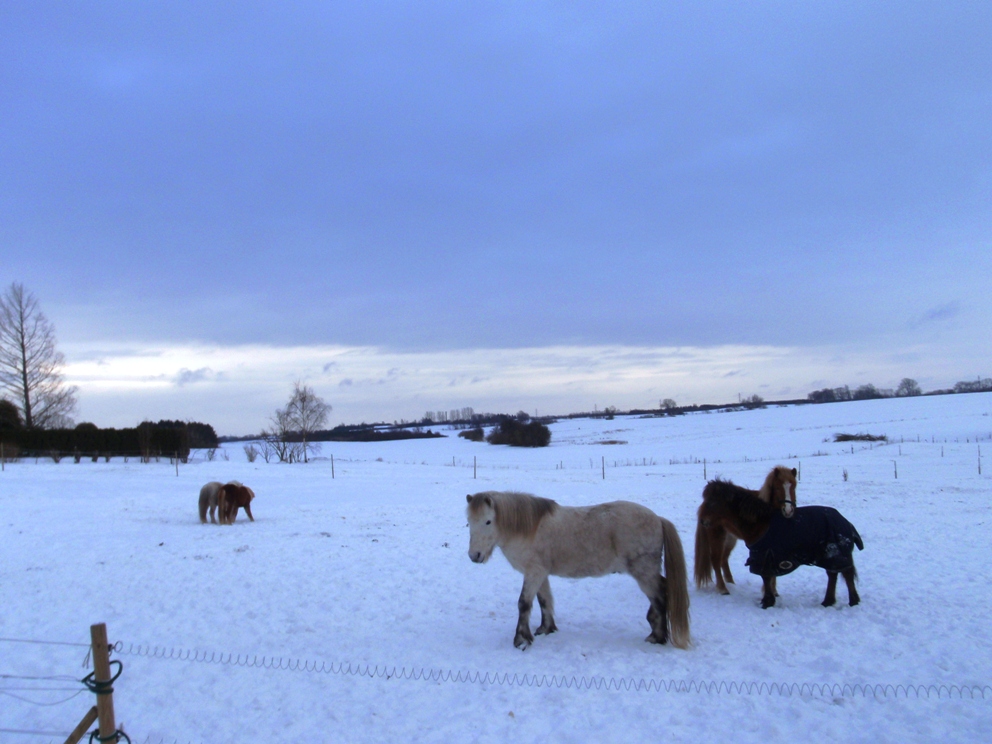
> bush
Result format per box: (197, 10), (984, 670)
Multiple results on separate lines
(953, 378), (992, 394)
(834, 433), (887, 442)
(852, 384), (884, 400)
(485, 417), (551, 447)
(458, 427), (484, 442)
(0, 441), (20, 462)
(808, 386), (852, 403)
(0, 399), (22, 431)
(896, 378), (922, 397)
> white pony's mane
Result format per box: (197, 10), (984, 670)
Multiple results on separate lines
(467, 491), (557, 537)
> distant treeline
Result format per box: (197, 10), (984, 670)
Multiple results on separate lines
(219, 410), (558, 444)
(307, 425), (445, 443)
(0, 416), (218, 461)
(807, 376), (992, 404)
(215, 374), (992, 449)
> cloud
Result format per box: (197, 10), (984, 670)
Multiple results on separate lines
(62, 338), (992, 434)
(912, 301), (961, 328)
(173, 367), (215, 386)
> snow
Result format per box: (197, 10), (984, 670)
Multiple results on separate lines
(3, 393), (991, 742)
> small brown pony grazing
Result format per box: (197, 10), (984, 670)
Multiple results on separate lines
(695, 466), (863, 608)
(694, 466), (797, 598)
(217, 483), (255, 525)
(466, 491), (690, 650)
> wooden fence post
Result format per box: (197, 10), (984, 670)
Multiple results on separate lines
(90, 623), (118, 743)
(64, 706), (98, 744)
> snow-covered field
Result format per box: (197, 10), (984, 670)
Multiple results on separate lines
(3, 394), (992, 743)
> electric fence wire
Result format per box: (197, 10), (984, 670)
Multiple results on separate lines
(0, 637), (90, 648)
(0, 672), (89, 706)
(3, 634), (990, 701)
(0, 726), (73, 738)
(1, 687), (88, 706)
(0, 732), (199, 744)
(116, 642), (992, 701)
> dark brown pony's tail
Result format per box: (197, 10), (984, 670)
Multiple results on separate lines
(694, 505), (714, 589)
(660, 517), (691, 649)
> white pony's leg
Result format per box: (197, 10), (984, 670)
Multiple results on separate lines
(208, 484), (220, 524)
(629, 555), (668, 644)
(535, 577), (557, 636)
(514, 573), (547, 649)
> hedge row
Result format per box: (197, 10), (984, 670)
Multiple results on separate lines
(0, 420), (218, 460)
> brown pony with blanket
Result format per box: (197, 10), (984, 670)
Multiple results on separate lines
(695, 466), (862, 608)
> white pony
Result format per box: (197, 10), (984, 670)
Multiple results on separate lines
(466, 491), (690, 650)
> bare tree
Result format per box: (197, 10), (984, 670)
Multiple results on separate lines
(0, 283), (77, 428)
(896, 378), (922, 397)
(263, 408), (303, 463)
(283, 381), (331, 463)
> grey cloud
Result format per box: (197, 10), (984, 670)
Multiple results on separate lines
(174, 367), (214, 386)
(918, 302), (961, 325)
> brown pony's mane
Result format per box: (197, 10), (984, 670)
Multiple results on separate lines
(467, 491), (557, 537)
(757, 465), (795, 506)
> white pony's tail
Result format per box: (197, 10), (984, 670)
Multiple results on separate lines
(660, 517), (691, 649)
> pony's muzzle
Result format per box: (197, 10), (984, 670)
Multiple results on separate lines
(469, 551), (484, 563)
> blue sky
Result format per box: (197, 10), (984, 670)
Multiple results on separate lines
(2, 2), (990, 433)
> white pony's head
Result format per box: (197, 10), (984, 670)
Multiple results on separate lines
(466, 493), (499, 563)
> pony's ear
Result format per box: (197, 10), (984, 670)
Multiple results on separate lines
(466, 494), (472, 503)
(483, 495), (493, 507)
(791, 467), (797, 477)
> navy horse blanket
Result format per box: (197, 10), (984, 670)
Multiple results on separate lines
(746, 506), (863, 577)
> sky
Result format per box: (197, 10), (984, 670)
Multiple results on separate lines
(2, 2), (990, 434)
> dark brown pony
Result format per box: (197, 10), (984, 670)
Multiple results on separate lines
(694, 466), (796, 606)
(217, 483), (255, 525)
(695, 466), (862, 608)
